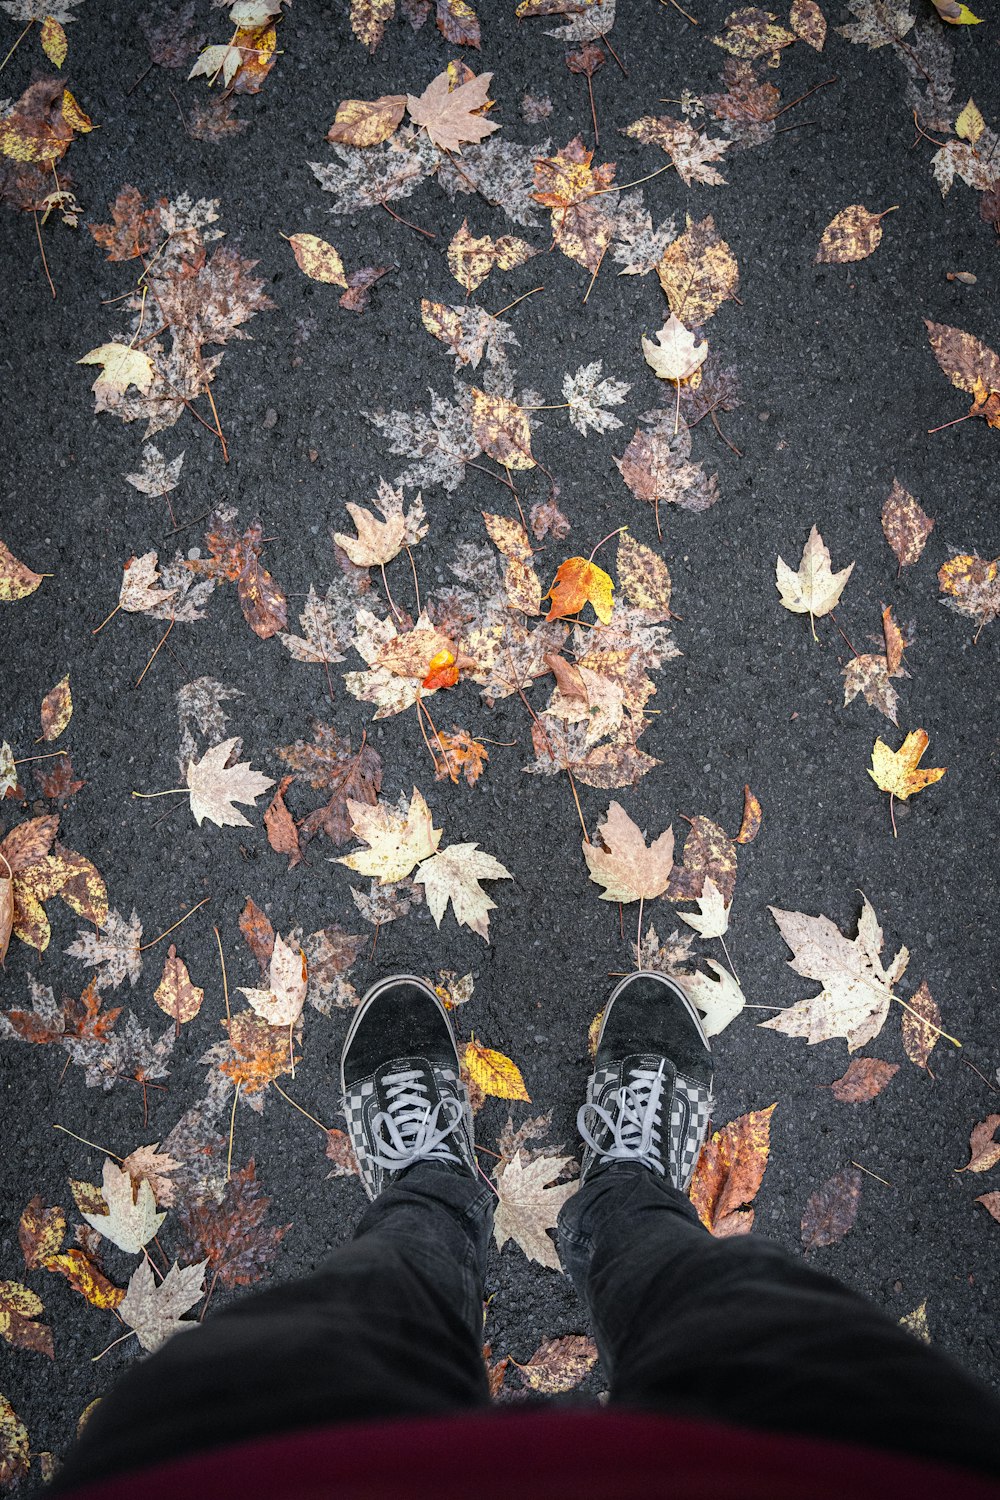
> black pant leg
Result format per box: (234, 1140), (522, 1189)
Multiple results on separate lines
(52, 1165), (495, 1493)
(557, 1163), (1000, 1478)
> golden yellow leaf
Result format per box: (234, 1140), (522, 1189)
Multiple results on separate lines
(61, 89), (92, 132)
(657, 215), (739, 326)
(78, 343), (155, 397)
(40, 16), (68, 67)
(868, 729), (946, 802)
(956, 98), (985, 144)
(543, 556), (614, 624)
(463, 1040), (530, 1100)
(0, 539), (45, 602)
(899, 1301), (931, 1341)
(814, 204), (897, 265)
(689, 1105), (776, 1235)
(285, 233), (348, 287)
(327, 94), (406, 147)
(47, 1249), (125, 1309)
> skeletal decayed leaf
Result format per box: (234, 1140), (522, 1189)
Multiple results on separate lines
(82, 1159), (165, 1254)
(335, 788), (441, 883)
(881, 479), (933, 568)
(327, 95), (407, 147)
(415, 844), (512, 941)
(446, 219), (537, 292)
(776, 526), (854, 620)
(801, 1166), (862, 1251)
(238, 933), (308, 1025)
(689, 1104), (775, 1235)
(869, 729), (946, 803)
(641, 315), (707, 383)
(285, 233), (348, 287)
(623, 115), (730, 188)
(185, 739), (275, 828)
(901, 979), (942, 1070)
(153, 945), (204, 1026)
(814, 205), (896, 264)
(938, 553), (1000, 634)
(406, 69), (499, 153)
(462, 1040), (530, 1099)
(119, 1257), (208, 1353)
(493, 1150), (577, 1269)
(583, 801), (674, 903)
(762, 896), (909, 1051)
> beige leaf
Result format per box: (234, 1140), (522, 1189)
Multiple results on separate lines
(656, 215), (739, 326)
(153, 945), (204, 1026)
(39, 674), (72, 742)
(682, 960), (745, 1036)
(583, 801), (674, 903)
(119, 1258), (208, 1353)
(120, 1144), (181, 1208)
(118, 552), (179, 614)
(327, 94), (407, 147)
(78, 343), (155, 396)
(414, 843), (512, 942)
(482, 512), (541, 614)
(899, 1301), (931, 1342)
(82, 1159), (165, 1254)
(238, 932), (308, 1026)
(677, 878), (730, 938)
(641, 314), (707, 383)
(185, 738), (275, 829)
(406, 70), (500, 153)
(335, 788), (441, 884)
(776, 525), (854, 623)
(492, 1150), (577, 1269)
(333, 481), (427, 568)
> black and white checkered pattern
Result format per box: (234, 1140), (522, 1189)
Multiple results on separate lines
(580, 1057), (714, 1191)
(343, 1059), (475, 1200)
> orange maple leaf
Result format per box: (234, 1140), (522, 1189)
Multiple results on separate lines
(543, 557), (614, 624)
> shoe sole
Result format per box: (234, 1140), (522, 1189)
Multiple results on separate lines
(339, 972), (459, 1097)
(595, 969), (712, 1058)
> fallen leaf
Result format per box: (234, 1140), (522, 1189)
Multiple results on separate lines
(712, 6), (796, 59)
(45, 1248), (124, 1310)
(239, 897), (275, 971)
(185, 738), (275, 829)
(677, 878), (730, 938)
(790, 0), (827, 47)
(899, 1301), (931, 1341)
(901, 979), (941, 1070)
(174, 1159), (289, 1288)
(801, 1165), (862, 1251)
(0, 1281), (53, 1359)
(544, 556), (614, 624)
(623, 116), (730, 188)
(666, 816), (737, 903)
(493, 1149), (576, 1269)
(121, 1144), (181, 1207)
(78, 342), (155, 396)
(0, 1394), (30, 1490)
(238, 932), (308, 1027)
(583, 801), (674, 903)
(869, 729), (946, 804)
(327, 94), (407, 147)
(642, 315), (708, 383)
(406, 69), (499, 152)
(925, 320), (1000, 430)
(616, 532), (673, 617)
(762, 895), (909, 1051)
(516, 1334), (597, 1392)
(682, 961), (746, 1036)
(656, 214), (739, 323)
(776, 526), (854, 624)
(938, 552), (1000, 635)
(415, 843), (512, 940)
(881, 480), (933, 569)
(203, 1010), (297, 1104)
(955, 98), (985, 143)
(264, 775), (302, 868)
(0, 538), (45, 602)
(827, 1056), (899, 1102)
(462, 1040), (530, 1099)
(690, 1105), (775, 1235)
(185, 511), (286, 639)
(335, 787), (441, 883)
(446, 218), (536, 292)
(333, 482), (428, 567)
(119, 1257), (208, 1353)
(975, 1192), (1000, 1223)
(82, 1159), (165, 1254)
(958, 1115), (1000, 1173)
(340, 264), (390, 313)
(285, 232), (348, 287)
(324, 1127), (360, 1178)
(433, 728), (489, 786)
(734, 784), (762, 844)
(470, 388), (535, 470)
(482, 512), (541, 614)
(815, 204), (896, 264)
(153, 945), (204, 1027)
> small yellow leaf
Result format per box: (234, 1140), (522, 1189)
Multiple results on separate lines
(61, 89), (93, 132)
(955, 98), (985, 144)
(78, 343), (154, 396)
(869, 729), (946, 802)
(285, 233), (348, 288)
(40, 16), (68, 67)
(462, 1040), (530, 1101)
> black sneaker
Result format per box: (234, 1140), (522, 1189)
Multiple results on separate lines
(340, 974), (477, 1200)
(577, 972), (714, 1191)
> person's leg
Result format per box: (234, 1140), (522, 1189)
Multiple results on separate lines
(53, 977), (493, 1493)
(557, 972), (1000, 1478)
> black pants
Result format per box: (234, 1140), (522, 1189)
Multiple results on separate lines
(53, 1162), (1000, 1491)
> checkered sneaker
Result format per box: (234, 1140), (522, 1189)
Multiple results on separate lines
(343, 1058), (476, 1200)
(578, 1055), (714, 1191)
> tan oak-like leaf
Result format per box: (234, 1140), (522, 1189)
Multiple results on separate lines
(583, 801), (674, 903)
(185, 739), (275, 829)
(414, 843), (512, 941)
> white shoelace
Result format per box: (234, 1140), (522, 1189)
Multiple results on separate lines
(368, 1068), (465, 1172)
(577, 1060), (668, 1175)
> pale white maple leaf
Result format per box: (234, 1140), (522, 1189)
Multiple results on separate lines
(493, 1150), (577, 1269)
(413, 843), (512, 942)
(677, 878), (730, 938)
(185, 738), (274, 828)
(83, 1159), (165, 1254)
(278, 583), (350, 665)
(65, 907), (143, 990)
(123, 444), (184, 497)
(119, 1257), (208, 1353)
(761, 895), (909, 1051)
(188, 42), (242, 86)
(562, 362), (631, 435)
(333, 481), (428, 568)
(335, 788), (441, 884)
(118, 552), (180, 615)
(641, 316), (708, 383)
(776, 526), (854, 622)
(238, 933), (307, 1027)
(681, 960), (745, 1036)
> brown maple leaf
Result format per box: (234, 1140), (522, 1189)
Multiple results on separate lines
(801, 1166), (863, 1251)
(532, 136), (618, 272)
(34, 755), (86, 801)
(689, 1105), (775, 1236)
(175, 1160), (290, 1288)
(925, 319), (1000, 430)
(239, 896), (275, 973)
(264, 775), (302, 869)
(938, 552), (1000, 637)
(186, 509), (287, 639)
(665, 815), (737, 903)
(204, 1011), (298, 1108)
(89, 184), (163, 261)
(276, 725), (382, 847)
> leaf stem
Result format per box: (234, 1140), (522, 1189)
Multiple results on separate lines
(52, 1123), (123, 1160)
(272, 1082), (330, 1133)
(137, 896), (211, 952)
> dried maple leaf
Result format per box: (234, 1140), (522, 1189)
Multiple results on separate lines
(0, 76), (88, 164)
(406, 69), (499, 153)
(446, 218), (536, 293)
(333, 481), (427, 568)
(175, 1160), (289, 1287)
(562, 361), (629, 434)
(516, 1335), (597, 1393)
(278, 583), (356, 666)
(665, 815), (737, 903)
(65, 906), (141, 988)
(264, 775), (301, 868)
(435, 0), (481, 46)
(462, 1040), (530, 1099)
(790, 0), (826, 46)
(365, 382), (481, 493)
(615, 421), (718, 520)
(623, 116), (730, 188)
(869, 729), (946, 809)
(656, 214), (739, 327)
(689, 1104), (775, 1235)
(184, 738), (274, 829)
(238, 932), (308, 1027)
(78, 343), (155, 397)
(532, 136), (618, 273)
(433, 727), (488, 786)
(63, 1011), (174, 1093)
(925, 319), (1000, 429)
(153, 945), (204, 1028)
(678, 878), (730, 938)
(0, 1280), (53, 1359)
(421, 299), (517, 372)
(39, 676), (71, 745)
(325, 1127), (360, 1179)
(0, 975), (121, 1048)
(801, 1166), (862, 1251)
(583, 801), (674, 902)
(683, 961), (746, 1035)
(763, 895), (909, 1051)
(18, 1198), (65, 1271)
(121, 1143), (181, 1207)
(34, 754), (85, 802)
(544, 557), (614, 624)
(901, 979), (941, 1070)
(0, 537), (45, 601)
(351, 877), (424, 926)
(1, 815), (107, 953)
(119, 1257), (207, 1353)
(277, 725), (381, 847)
(642, 315), (708, 383)
(89, 184), (162, 261)
(470, 388), (535, 470)
(827, 1056), (899, 1102)
(336, 787), (441, 883)
(185, 510), (286, 639)
(202, 1011), (297, 1109)
(938, 552), (1000, 636)
(842, 653), (907, 725)
(776, 525), (854, 631)
(415, 844), (512, 940)
(327, 94), (407, 147)
(82, 1159), (165, 1253)
(493, 1150), (576, 1269)
(815, 204), (897, 264)
(881, 479), (933, 569)
(712, 6), (796, 59)
(286, 232), (348, 287)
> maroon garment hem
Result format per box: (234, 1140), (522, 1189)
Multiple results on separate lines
(59, 1408), (1000, 1499)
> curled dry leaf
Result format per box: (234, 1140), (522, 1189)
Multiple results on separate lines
(689, 1104), (776, 1236)
(734, 784), (762, 844)
(801, 1165), (862, 1251)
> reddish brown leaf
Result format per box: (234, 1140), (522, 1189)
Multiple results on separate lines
(689, 1105), (775, 1236)
(324, 1128), (360, 1178)
(277, 726), (382, 848)
(959, 1115), (1000, 1174)
(18, 1198), (65, 1271)
(975, 1192), (1000, 1223)
(186, 513), (287, 639)
(34, 755), (86, 801)
(264, 775), (302, 869)
(239, 897), (275, 973)
(174, 1160), (289, 1289)
(339, 265), (390, 314)
(827, 1057), (899, 1103)
(89, 184), (162, 261)
(666, 816), (737, 903)
(734, 784), (762, 844)
(801, 1167), (862, 1251)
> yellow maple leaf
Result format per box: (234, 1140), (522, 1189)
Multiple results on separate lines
(78, 343), (154, 397)
(543, 556), (614, 624)
(869, 729), (946, 834)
